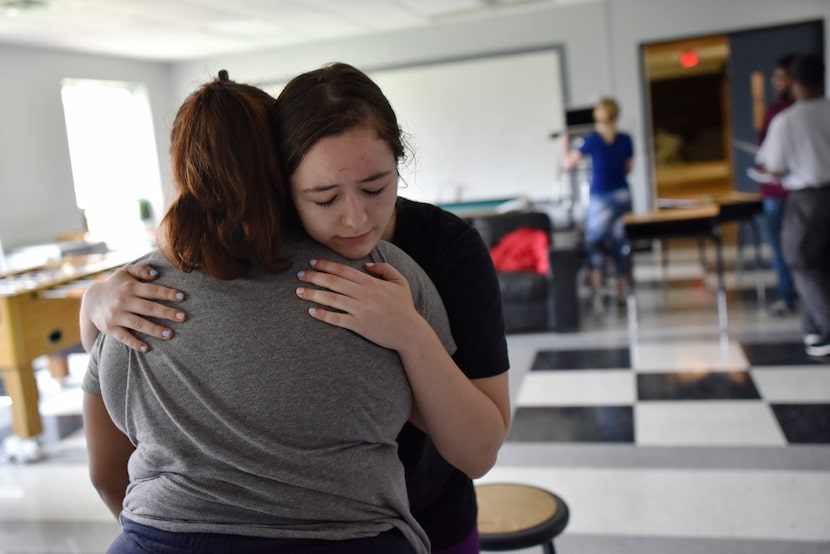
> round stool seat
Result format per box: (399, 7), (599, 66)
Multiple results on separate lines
(476, 483), (569, 552)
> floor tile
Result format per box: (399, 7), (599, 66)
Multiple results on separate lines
(637, 371), (760, 401)
(553, 534), (830, 554)
(633, 340), (748, 372)
(635, 401), (786, 446)
(531, 348), (631, 371)
(752, 368), (830, 402)
(507, 406), (634, 443)
(0, 466), (113, 522)
(741, 342), (829, 366)
(771, 404), (830, 444)
(633, 261), (704, 282)
(0, 521), (121, 554)
(477, 466), (830, 541)
(517, 371), (636, 406)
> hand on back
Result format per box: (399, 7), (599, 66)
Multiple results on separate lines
(83, 263), (186, 352)
(296, 259), (421, 352)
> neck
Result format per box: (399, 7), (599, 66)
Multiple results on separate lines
(597, 122), (616, 139)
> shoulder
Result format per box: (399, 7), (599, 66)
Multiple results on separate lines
(614, 132), (633, 151)
(396, 198), (469, 235)
(394, 198), (483, 262)
(374, 239), (455, 353)
(374, 239), (425, 279)
(580, 132), (599, 149)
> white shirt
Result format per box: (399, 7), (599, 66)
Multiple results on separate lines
(755, 97), (830, 190)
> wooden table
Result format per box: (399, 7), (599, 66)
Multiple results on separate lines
(623, 205), (728, 333)
(0, 251), (140, 445)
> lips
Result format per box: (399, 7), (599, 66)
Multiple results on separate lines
(339, 231), (372, 242)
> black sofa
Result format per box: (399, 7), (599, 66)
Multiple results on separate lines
(469, 211), (581, 334)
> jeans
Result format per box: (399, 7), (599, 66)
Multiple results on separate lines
(763, 197), (797, 307)
(585, 188), (632, 277)
(109, 517), (416, 554)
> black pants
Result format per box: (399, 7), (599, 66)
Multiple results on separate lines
(781, 186), (830, 337)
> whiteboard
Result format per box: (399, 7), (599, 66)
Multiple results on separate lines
(372, 50), (564, 204)
(264, 49), (565, 204)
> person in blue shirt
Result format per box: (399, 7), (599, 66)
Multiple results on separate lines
(562, 97), (634, 308)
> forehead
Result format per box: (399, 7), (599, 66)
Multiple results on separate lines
(293, 127), (396, 182)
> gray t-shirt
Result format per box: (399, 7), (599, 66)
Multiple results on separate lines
(83, 234), (455, 554)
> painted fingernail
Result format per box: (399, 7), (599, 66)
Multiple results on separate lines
(149, 269), (159, 277)
(175, 292), (184, 300)
(308, 307), (317, 316)
(310, 259), (318, 267)
(297, 271), (305, 278)
(162, 329), (172, 338)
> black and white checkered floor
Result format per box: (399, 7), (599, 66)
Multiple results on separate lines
(507, 340), (830, 445)
(1, 248), (829, 553)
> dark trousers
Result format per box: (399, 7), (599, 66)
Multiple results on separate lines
(109, 517), (416, 554)
(781, 186), (830, 336)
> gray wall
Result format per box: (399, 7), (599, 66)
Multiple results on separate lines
(2, 0), (829, 250)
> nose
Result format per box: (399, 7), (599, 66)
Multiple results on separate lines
(340, 192), (368, 230)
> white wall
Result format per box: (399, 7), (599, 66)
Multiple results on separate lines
(0, 45), (176, 250)
(1, 0), (828, 250)
(172, 0), (830, 213)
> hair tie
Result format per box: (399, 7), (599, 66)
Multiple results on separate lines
(218, 70), (230, 82)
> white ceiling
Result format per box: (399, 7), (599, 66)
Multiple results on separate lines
(0, 0), (593, 62)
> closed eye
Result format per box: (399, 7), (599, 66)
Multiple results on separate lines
(315, 196), (336, 207)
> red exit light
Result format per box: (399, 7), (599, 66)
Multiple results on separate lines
(680, 49), (699, 68)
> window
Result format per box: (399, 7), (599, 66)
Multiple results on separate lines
(61, 79), (161, 249)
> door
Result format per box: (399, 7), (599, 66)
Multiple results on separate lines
(728, 20), (824, 194)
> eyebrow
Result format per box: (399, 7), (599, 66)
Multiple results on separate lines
(300, 169), (395, 194)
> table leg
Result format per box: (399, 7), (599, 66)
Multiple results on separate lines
(47, 354), (70, 380)
(697, 237), (708, 285)
(626, 292), (638, 337)
(712, 230), (729, 334)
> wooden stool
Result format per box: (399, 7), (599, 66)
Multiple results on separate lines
(476, 483), (569, 553)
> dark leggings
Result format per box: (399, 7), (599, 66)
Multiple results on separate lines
(109, 517), (415, 554)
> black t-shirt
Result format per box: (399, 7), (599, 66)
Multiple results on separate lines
(392, 198), (510, 549)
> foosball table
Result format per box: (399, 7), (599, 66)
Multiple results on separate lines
(0, 250), (143, 446)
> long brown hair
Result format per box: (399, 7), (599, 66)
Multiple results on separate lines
(159, 72), (288, 279)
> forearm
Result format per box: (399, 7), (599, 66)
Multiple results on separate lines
(79, 285), (103, 352)
(83, 393), (133, 522)
(398, 319), (510, 478)
(562, 148), (582, 170)
(95, 482), (128, 521)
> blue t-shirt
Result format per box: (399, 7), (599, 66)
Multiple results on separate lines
(580, 131), (633, 195)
